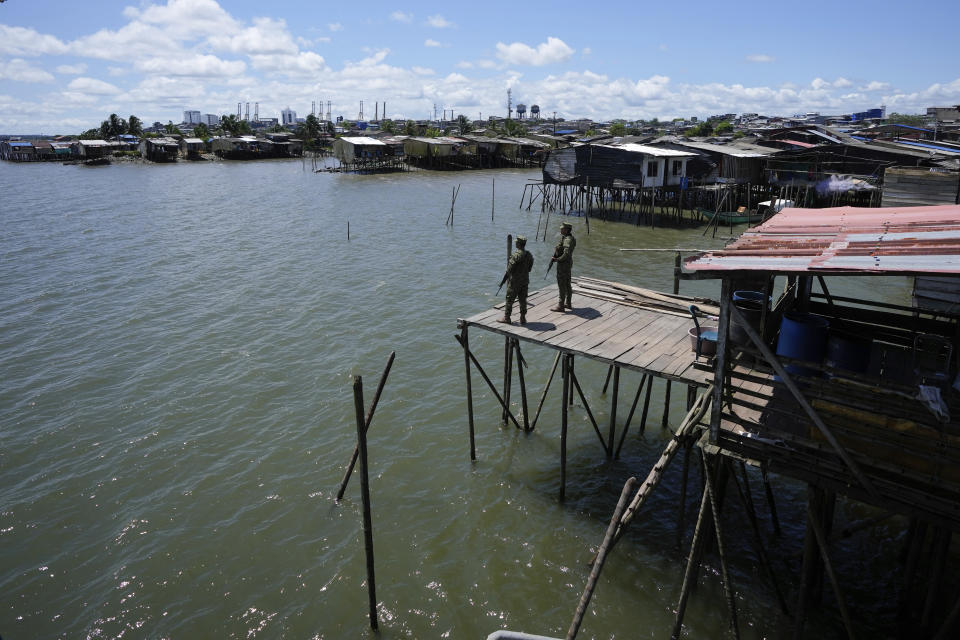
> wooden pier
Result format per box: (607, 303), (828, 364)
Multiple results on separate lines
(457, 277), (715, 499)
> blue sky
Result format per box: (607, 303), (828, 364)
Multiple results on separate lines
(2, 0), (959, 133)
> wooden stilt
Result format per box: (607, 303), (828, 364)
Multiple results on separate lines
(672, 485), (711, 640)
(601, 364), (614, 394)
(570, 367), (608, 453)
(502, 335), (512, 426)
(353, 376), (379, 630)
(761, 464), (781, 536)
(514, 339), (530, 432)
(530, 351), (561, 432)
(614, 374), (648, 459)
(638, 374), (654, 435)
(607, 367), (619, 459)
(561, 354), (570, 501)
(336, 351), (397, 500)
(453, 333), (523, 430)
(702, 452), (739, 638)
(462, 326), (476, 460)
(676, 438), (692, 549)
(661, 380), (672, 429)
(806, 499), (857, 640)
(567, 476), (638, 640)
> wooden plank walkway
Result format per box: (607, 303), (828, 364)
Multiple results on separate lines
(460, 281), (713, 387)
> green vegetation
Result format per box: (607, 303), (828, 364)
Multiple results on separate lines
(219, 114), (252, 137)
(163, 121), (183, 135)
(609, 122), (626, 136)
(295, 113), (323, 148)
(403, 120), (419, 136)
(127, 115), (143, 137)
(886, 112), (930, 126)
(713, 121), (733, 135)
(381, 119), (396, 134)
(456, 114), (472, 134)
(193, 123), (211, 140)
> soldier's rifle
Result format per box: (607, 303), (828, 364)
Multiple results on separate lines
(544, 246), (562, 280)
(496, 269), (510, 296)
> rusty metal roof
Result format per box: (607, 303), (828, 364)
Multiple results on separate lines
(684, 205), (960, 275)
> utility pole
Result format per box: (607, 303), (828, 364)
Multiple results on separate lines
(553, 111), (557, 135)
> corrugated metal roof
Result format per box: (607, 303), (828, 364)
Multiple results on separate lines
(599, 143), (694, 157)
(669, 140), (768, 158)
(684, 205), (960, 275)
(779, 139), (816, 148)
(340, 136), (386, 145)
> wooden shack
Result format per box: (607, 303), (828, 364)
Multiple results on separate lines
(679, 203), (960, 636)
(139, 137), (179, 162)
(179, 137), (205, 159)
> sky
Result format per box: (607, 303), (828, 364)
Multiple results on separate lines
(1, 0), (959, 134)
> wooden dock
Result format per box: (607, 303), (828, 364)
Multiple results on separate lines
(457, 277), (717, 500)
(460, 278), (714, 386)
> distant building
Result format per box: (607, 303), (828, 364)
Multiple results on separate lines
(202, 113), (219, 126)
(183, 110), (201, 125)
(281, 107), (297, 126)
(928, 105), (960, 122)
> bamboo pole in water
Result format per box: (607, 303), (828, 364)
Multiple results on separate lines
(454, 333), (522, 430)
(336, 351), (396, 500)
(514, 339), (530, 432)
(461, 326), (476, 460)
(566, 476), (638, 640)
(702, 451), (740, 638)
(560, 354), (570, 501)
(352, 375), (378, 630)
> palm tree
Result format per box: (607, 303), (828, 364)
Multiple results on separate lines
(456, 114), (472, 134)
(193, 123), (210, 140)
(108, 113), (127, 137)
(128, 115), (143, 137)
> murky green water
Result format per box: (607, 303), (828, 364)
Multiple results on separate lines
(1, 159), (915, 638)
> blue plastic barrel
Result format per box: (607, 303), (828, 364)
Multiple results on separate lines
(733, 290), (768, 305)
(826, 332), (871, 374)
(775, 312), (830, 377)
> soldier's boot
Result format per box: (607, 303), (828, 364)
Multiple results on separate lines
(565, 299), (573, 310)
(497, 316), (512, 324)
(519, 315), (527, 325)
(550, 305), (565, 312)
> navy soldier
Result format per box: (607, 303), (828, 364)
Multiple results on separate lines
(497, 235), (535, 325)
(551, 222), (576, 312)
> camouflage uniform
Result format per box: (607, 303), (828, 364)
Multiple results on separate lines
(504, 243), (535, 323)
(553, 228), (576, 309)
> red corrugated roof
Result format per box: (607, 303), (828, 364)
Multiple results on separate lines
(685, 205), (960, 275)
(779, 139), (816, 148)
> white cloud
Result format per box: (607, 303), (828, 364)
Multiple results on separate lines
(811, 77), (831, 90)
(391, 11), (413, 23)
(328, 23), (343, 32)
(136, 54), (247, 77)
(56, 63), (87, 75)
(426, 15), (454, 28)
(0, 25), (69, 56)
(833, 77), (852, 88)
(67, 77), (123, 95)
(208, 17), (299, 55)
(476, 59), (498, 69)
(746, 54), (775, 63)
(412, 66), (435, 76)
(457, 61), (473, 69)
(248, 51), (329, 78)
(862, 81), (891, 91)
(582, 47), (592, 56)
(0, 59), (56, 83)
(125, 0), (238, 38)
(496, 37), (574, 66)
(425, 39), (443, 47)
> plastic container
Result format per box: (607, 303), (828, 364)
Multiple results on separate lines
(731, 290), (767, 347)
(826, 331), (871, 375)
(775, 312), (830, 377)
(689, 326), (718, 356)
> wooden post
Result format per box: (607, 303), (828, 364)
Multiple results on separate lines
(672, 485), (710, 639)
(661, 380), (672, 429)
(710, 279), (732, 442)
(702, 451), (739, 637)
(502, 335), (513, 427)
(336, 351), (397, 500)
(615, 374), (648, 458)
(566, 476), (638, 640)
(607, 366), (619, 459)
(638, 374), (654, 435)
(491, 178), (495, 221)
(462, 326), (476, 460)
(530, 351), (561, 432)
(515, 339), (530, 431)
(353, 376), (378, 630)
(673, 251), (681, 295)
(560, 354), (570, 501)
(348, 221), (350, 240)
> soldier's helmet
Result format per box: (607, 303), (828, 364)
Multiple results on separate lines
(560, 222), (572, 231)
(515, 235), (527, 246)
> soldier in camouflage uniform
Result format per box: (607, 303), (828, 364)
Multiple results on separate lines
(551, 222), (576, 312)
(497, 236), (534, 325)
